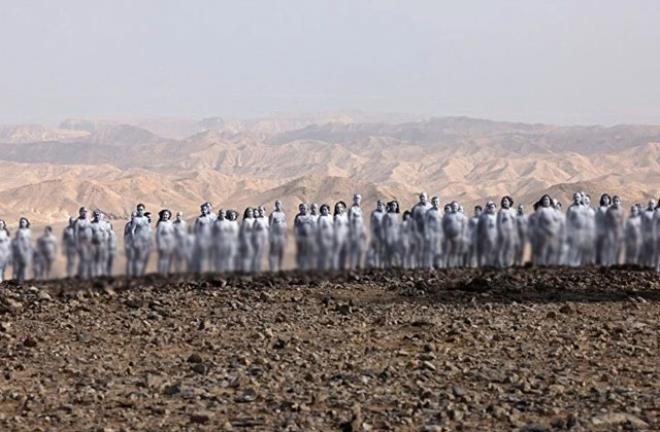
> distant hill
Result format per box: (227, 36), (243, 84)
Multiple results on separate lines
(0, 115), (658, 224)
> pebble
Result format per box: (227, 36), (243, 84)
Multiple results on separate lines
(163, 383), (181, 396)
(37, 291), (52, 302)
(591, 413), (648, 428)
(422, 361), (436, 372)
(190, 411), (211, 424)
(187, 353), (202, 364)
(23, 336), (38, 348)
(1, 298), (23, 313)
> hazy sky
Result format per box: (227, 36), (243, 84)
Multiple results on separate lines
(1, 0), (660, 125)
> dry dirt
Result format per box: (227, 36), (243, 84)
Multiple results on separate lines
(0, 267), (658, 431)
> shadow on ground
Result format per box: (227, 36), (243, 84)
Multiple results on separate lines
(2, 266), (658, 308)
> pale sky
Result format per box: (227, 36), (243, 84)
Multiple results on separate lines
(1, 0), (660, 125)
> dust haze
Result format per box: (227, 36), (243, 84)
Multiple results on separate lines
(2, 1), (660, 125)
(1, 1), (660, 223)
(1, 1), (660, 226)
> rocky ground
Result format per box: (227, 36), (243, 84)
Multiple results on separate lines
(0, 267), (658, 431)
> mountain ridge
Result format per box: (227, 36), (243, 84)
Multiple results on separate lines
(0, 115), (658, 225)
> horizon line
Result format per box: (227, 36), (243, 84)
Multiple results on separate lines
(3, 112), (660, 130)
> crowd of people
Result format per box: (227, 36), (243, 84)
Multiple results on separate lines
(0, 191), (659, 282)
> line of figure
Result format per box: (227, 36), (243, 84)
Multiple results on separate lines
(0, 207), (118, 283)
(1, 191), (659, 282)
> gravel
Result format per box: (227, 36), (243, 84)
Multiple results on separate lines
(0, 267), (658, 431)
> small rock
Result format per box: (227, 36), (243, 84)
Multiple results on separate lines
(335, 303), (352, 315)
(190, 411), (211, 424)
(187, 353), (202, 363)
(37, 291), (52, 302)
(76, 332), (92, 343)
(411, 319), (434, 327)
(566, 414), (578, 428)
(591, 413), (648, 428)
(548, 384), (565, 394)
(550, 416), (565, 429)
(350, 404), (363, 431)
(59, 403), (75, 414)
(163, 383), (181, 396)
(487, 404), (507, 419)
(23, 337), (38, 348)
(125, 298), (142, 309)
(235, 388), (257, 403)
(144, 373), (164, 389)
(1, 298), (23, 314)
(448, 408), (464, 421)
(191, 363), (207, 374)
(520, 423), (549, 432)
(559, 304), (573, 314)
(422, 361), (436, 371)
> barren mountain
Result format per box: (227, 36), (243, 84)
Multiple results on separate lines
(0, 124), (88, 144)
(0, 116), (658, 225)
